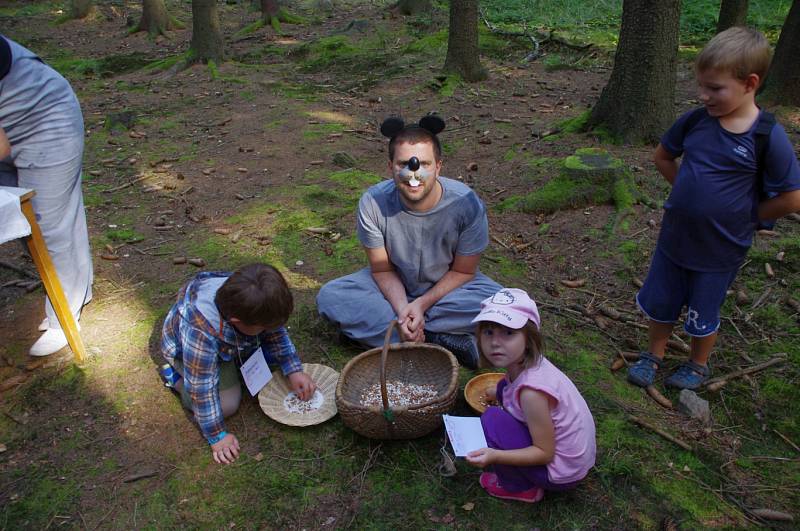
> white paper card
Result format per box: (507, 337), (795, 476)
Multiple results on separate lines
(443, 415), (488, 457)
(240, 348), (273, 396)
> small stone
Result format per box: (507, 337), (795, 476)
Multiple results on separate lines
(735, 290), (749, 305)
(677, 389), (711, 426)
(236, 167), (248, 173)
(776, 251), (785, 262)
(648, 219), (656, 228)
(295, 260), (304, 266)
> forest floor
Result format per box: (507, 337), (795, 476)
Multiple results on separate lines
(1, 1), (800, 529)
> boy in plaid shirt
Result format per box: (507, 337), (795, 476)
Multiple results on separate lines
(161, 263), (316, 464)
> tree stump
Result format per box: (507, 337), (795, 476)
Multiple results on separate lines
(518, 148), (628, 214)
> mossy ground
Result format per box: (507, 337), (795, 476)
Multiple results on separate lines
(1, 0), (798, 529)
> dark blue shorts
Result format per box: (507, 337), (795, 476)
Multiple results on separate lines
(636, 248), (738, 337)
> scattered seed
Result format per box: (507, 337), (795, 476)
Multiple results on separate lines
(359, 381), (438, 408)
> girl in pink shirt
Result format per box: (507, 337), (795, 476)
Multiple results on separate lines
(466, 288), (596, 503)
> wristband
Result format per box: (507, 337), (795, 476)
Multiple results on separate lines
(207, 431), (228, 445)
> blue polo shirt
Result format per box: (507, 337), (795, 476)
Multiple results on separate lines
(657, 108), (800, 272)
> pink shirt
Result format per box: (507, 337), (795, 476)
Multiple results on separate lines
(502, 357), (596, 483)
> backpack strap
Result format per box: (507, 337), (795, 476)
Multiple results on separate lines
(680, 107), (708, 142)
(754, 111), (777, 228)
(754, 111), (776, 194)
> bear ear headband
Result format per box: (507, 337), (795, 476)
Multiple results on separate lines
(380, 114), (446, 138)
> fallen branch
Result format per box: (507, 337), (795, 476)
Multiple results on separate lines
(666, 338), (690, 354)
(479, 8), (541, 61)
(774, 429), (800, 454)
(751, 287), (772, 310)
(646, 386), (673, 409)
(704, 355), (786, 391)
(610, 352), (628, 372)
(629, 415), (692, 451)
(0, 260), (38, 279)
(123, 469), (158, 483)
(749, 508), (794, 522)
(102, 175), (151, 193)
(490, 234), (511, 250)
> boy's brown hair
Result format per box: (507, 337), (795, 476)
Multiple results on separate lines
(696, 26), (771, 82)
(388, 127), (442, 162)
(476, 321), (544, 370)
(215, 263), (293, 328)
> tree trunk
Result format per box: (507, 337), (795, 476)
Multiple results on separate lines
(586, 0), (681, 144)
(395, 0), (431, 15)
(69, 0), (93, 19)
(761, 0), (800, 105)
(260, 0), (302, 31)
(133, 0), (181, 37)
(189, 0), (224, 64)
(717, 0), (749, 33)
(443, 0), (487, 82)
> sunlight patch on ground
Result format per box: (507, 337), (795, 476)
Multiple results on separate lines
(282, 270), (322, 290)
(305, 110), (356, 125)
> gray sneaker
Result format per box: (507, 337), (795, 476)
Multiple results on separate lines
(425, 332), (479, 369)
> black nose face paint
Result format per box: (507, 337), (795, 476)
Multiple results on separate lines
(408, 156), (420, 172)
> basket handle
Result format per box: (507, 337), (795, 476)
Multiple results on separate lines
(379, 319), (398, 418)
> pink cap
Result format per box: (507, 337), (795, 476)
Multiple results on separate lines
(472, 288), (541, 330)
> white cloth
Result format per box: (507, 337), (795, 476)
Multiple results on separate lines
(0, 188), (30, 244)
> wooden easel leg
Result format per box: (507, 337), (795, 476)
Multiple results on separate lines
(20, 201), (87, 363)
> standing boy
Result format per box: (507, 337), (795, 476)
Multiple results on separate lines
(628, 27), (800, 390)
(161, 263), (317, 464)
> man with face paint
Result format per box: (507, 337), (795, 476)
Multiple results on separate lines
(316, 116), (501, 368)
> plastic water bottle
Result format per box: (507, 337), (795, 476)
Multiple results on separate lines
(160, 364), (182, 388)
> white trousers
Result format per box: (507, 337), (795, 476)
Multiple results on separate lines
(0, 138), (93, 329)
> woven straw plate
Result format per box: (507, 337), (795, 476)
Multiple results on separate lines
(258, 363), (339, 427)
(464, 372), (505, 414)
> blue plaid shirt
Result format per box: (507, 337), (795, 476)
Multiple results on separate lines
(161, 272), (302, 444)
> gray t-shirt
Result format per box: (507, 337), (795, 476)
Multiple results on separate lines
(357, 176), (489, 298)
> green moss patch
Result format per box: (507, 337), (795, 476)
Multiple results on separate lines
(517, 148), (635, 221)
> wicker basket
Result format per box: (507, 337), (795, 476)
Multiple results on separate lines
(336, 320), (459, 439)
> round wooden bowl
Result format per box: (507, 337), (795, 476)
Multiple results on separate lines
(258, 363), (339, 427)
(464, 372), (505, 414)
